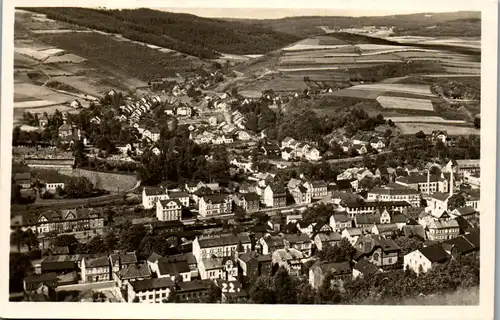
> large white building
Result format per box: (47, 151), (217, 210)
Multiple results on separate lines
(367, 183), (420, 207)
(156, 199), (182, 221)
(403, 244), (450, 274)
(127, 278), (174, 303)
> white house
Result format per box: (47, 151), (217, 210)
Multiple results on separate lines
(156, 199), (182, 221)
(403, 244), (450, 274)
(142, 187), (169, 209)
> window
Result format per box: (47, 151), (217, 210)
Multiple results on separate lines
(142, 296), (146, 300)
(149, 294), (153, 300)
(155, 293), (160, 299)
(162, 293), (166, 298)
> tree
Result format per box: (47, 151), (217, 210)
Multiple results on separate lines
(359, 177), (376, 190)
(23, 229), (40, 252)
(447, 193), (466, 210)
(296, 281), (315, 304)
(415, 131), (426, 139)
(473, 117), (480, 128)
(249, 276), (275, 304)
(11, 228), (25, 252)
(10, 252), (34, 292)
(77, 235), (107, 254)
(272, 267), (297, 304)
(202, 282), (222, 303)
(429, 166), (441, 176)
(64, 177), (94, 198)
(52, 234), (79, 249)
(394, 236), (425, 256)
(118, 224), (147, 252)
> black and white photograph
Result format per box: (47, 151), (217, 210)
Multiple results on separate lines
(1, 0), (496, 318)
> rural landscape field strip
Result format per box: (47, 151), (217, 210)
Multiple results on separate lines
(397, 122), (480, 135)
(386, 116), (467, 123)
(376, 96), (435, 111)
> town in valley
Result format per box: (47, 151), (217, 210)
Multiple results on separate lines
(10, 7), (481, 305)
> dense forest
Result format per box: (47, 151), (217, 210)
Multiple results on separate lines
(23, 7), (299, 59)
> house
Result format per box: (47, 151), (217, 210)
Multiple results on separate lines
(281, 137), (297, 149)
(116, 143), (132, 155)
(142, 187), (169, 209)
(289, 184), (311, 205)
(341, 228), (365, 246)
(305, 148), (321, 161)
(444, 159), (480, 181)
(427, 219), (460, 241)
(109, 252), (138, 276)
(395, 174), (449, 194)
(192, 234), (251, 262)
(431, 131), (448, 144)
(284, 234), (312, 257)
(153, 258), (191, 282)
(259, 235), (285, 255)
(352, 259), (381, 279)
(463, 171), (480, 189)
(156, 199), (182, 221)
(167, 191), (190, 208)
(45, 180), (65, 192)
(237, 130), (251, 141)
(371, 223), (399, 237)
(263, 184), (287, 208)
(174, 279), (212, 302)
(261, 144), (281, 157)
(58, 123), (73, 138)
(354, 235), (402, 269)
(81, 256), (110, 283)
(237, 251), (272, 281)
(314, 232), (342, 251)
(127, 277), (174, 303)
(239, 193), (260, 212)
(281, 148), (296, 161)
(354, 213), (380, 229)
(272, 248), (304, 276)
(151, 147), (161, 156)
(370, 138), (385, 151)
(403, 244), (450, 274)
(353, 144), (367, 154)
(304, 180), (328, 199)
(230, 158), (254, 173)
(309, 261), (351, 289)
(39, 118), (49, 127)
(148, 220), (185, 235)
(25, 208), (105, 234)
(14, 172), (32, 189)
(150, 127), (161, 142)
(115, 262), (152, 289)
(176, 105), (192, 117)
(199, 257), (238, 280)
(329, 212), (353, 232)
(23, 273), (58, 300)
(367, 183), (420, 207)
(450, 207), (478, 222)
(339, 199), (412, 218)
(198, 194), (232, 217)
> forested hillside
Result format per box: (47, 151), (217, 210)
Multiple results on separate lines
(393, 18), (481, 37)
(228, 11), (481, 37)
(22, 7), (299, 59)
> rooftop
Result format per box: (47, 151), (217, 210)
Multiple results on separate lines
(419, 244), (450, 263)
(130, 277), (175, 292)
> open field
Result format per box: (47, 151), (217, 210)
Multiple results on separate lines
(68, 169), (138, 193)
(397, 122), (480, 135)
(376, 96), (435, 111)
(386, 116), (467, 123)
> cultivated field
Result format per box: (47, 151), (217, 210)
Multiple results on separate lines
(376, 96), (435, 111)
(397, 122), (480, 135)
(386, 116), (467, 123)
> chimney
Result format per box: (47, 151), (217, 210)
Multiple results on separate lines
(427, 170), (431, 195)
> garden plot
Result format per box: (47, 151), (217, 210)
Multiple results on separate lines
(386, 116), (466, 124)
(51, 76), (108, 96)
(376, 96), (435, 111)
(15, 83), (76, 104)
(283, 44), (352, 51)
(329, 88), (382, 99)
(397, 123), (479, 135)
(443, 67), (480, 75)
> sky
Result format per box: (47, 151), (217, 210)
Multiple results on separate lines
(151, 0), (481, 19)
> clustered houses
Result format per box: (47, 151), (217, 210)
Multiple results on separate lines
(281, 137), (322, 161)
(12, 208), (105, 234)
(189, 120), (254, 146)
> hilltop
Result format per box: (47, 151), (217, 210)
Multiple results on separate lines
(22, 7), (300, 59)
(225, 11), (481, 38)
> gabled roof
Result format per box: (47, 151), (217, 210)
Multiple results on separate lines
(130, 277), (175, 292)
(242, 192), (260, 201)
(143, 187), (166, 196)
(201, 258), (224, 270)
(463, 230), (479, 248)
(332, 212), (352, 223)
(316, 232), (342, 242)
(418, 244), (450, 263)
(453, 206), (477, 216)
(109, 252), (137, 266)
(354, 214), (379, 225)
(353, 259), (380, 275)
(147, 252), (163, 263)
(24, 272), (58, 285)
(403, 225), (426, 239)
(116, 262), (151, 279)
(176, 279), (212, 292)
(202, 194), (229, 204)
(157, 259), (190, 275)
(158, 198), (182, 208)
(85, 256), (109, 268)
(443, 237), (476, 255)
